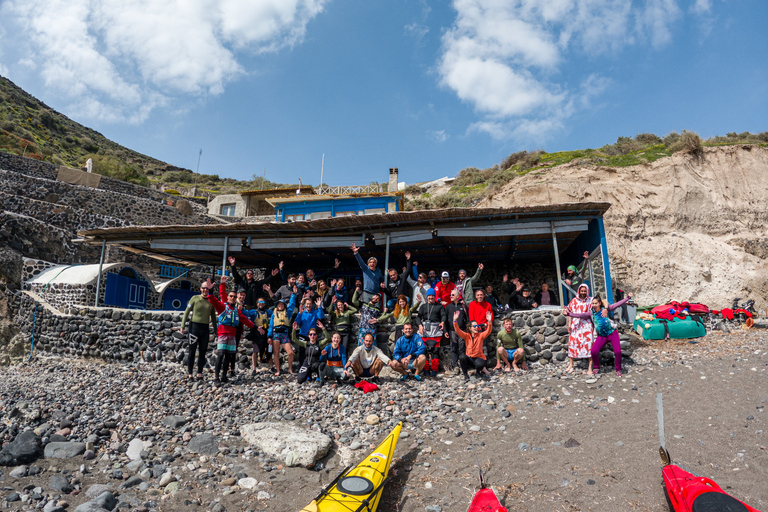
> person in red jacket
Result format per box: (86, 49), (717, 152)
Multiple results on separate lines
(207, 284), (255, 385)
(468, 288), (494, 329)
(434, 271), (457, 306)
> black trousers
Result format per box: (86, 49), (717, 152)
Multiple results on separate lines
(248, 330), (268, 362)
(297, 362), (320, 384)
(187, 322), (209, 375)
(449, 331), (466, 367)
(459, 354), (486, 376)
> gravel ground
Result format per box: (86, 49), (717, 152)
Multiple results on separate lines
(0, 328), (766, 512)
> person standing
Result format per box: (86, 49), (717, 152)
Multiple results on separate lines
(227, 256), (280, 308)
(566, 292), (632, 376)
(445, 289), (468, 373)
(455, 264), (483, 303)
(563, 283), (594, 374)
(534, 283), (559, 306)
(206, 286), (255, 385)
(350, 243), (383, 303)
(180, 281), (217, 381)
(453, 310), (493, 381)
(352, 288), (384, 346)
(326, 298), (357, 356)
(415, 289), (446, 376)
(468, 288), (494, 328)
(434, 271), (457, 306)
(267, 295), (298, 376)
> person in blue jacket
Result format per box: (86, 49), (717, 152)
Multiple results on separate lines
(350, 242), (383, 303)
(390, 322), (427, 381)
(319, 332), (348, 384)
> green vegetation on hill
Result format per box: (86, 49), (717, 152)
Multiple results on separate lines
(0, 76), (295, 195)
(406, 130), (768, 210)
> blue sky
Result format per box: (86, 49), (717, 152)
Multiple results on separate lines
(1, 0), (766, 186)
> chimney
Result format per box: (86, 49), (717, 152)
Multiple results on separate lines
(388, 167), (399, 192)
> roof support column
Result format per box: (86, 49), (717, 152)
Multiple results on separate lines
(94, 239), (106, 307)
(550, 222), (565, 307)
(222, 237), (229, 279)
(383, 233), (391, 289)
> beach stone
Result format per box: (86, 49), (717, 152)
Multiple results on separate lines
(74, 491), (117, 512)
(126, 439), (144, 461)
(158, 472), (175, 487)
(241, 423), (332, 467)
(162, 416), (187, 429)
(44, 442), (86, 459)
(9, 465), (28, 478)
(187, 434), (219, 455)
(0, 431), (42, 465)
(85, 484), (113, 499)
(366, 414), (380, 425)
(49, 474), (73, 493)
(119, 476), (144, 489)
(164, 481), (181, 494)
(237, 477), (257, 489)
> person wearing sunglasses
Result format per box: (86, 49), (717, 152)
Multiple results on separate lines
(206, 284), (255, 385)
(292, 325), (329, 384)
(453, 310), (493, 381)
(180, 282), (217, 381)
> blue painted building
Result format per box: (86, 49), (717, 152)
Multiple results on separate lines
(268, 192), (404, 222)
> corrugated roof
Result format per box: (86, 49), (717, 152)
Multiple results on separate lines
(239, 187), (315, 196)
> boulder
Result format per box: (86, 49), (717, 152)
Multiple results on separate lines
(44, 442), (86, 459)
(74, 491), (117, 512)
(240, 423), (332, 467)
(0, 431), (42, 465)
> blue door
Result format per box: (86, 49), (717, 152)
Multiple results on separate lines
(104, 272), (148, 309)
(163, 288), (198, 311)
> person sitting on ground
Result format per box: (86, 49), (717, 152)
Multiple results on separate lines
(227, 256), (281, 308)
(267, 294), (298, 376)
(351, 242), (383, 303)
(562, 251), (590, 289)
(468, 288), (494, 328)
(345, 333), (394, 383)
(494, 317), (527, 373)
(180, 281), (217, 381)
(456, 263), (484, 303)
(326, 297), (357, 356)
(379, 294), (421, 347)
(390, 322), (427, 381)
(534, 282), (559, 306)
(352, 288), (384, 346)
(292, 325), (330, 384)
(206, 284), (255, 385)
(319, 332), (348, 385)
(510, 287), (538, 310)
(434, 271), (457, 306)
(566, 292), (632, 377)
(416, 288), (446, 376)
(453, 310), (493, 381)
(406, 266), (431, 306)
(445, 289), (467, 373)
(383, 251), (413, 311)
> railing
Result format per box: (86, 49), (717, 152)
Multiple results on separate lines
(158, 265), (189, 279)
(314, 184), (386, 195)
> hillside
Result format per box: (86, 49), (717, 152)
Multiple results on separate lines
(411, 142), (768, 309)
(0, 76), (292, 195)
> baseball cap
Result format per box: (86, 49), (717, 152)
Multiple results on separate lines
(441, 271), (449, 278)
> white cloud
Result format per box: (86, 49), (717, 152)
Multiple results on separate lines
(405, 23), (430, 40)
(439, 0), (686, 141)
(691, 0), (711, 14)
(428, 129), (448, 142)
(0, 0), (327, 123)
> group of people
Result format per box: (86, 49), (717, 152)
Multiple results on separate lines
(179, 246), (627, 385)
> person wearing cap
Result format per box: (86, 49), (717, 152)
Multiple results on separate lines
(345, 333), (394, 382)
(510, 286), (538, 310)
(434, 271), (457, 306)
(562, 251), (590, 295)
(350, 242), (383, 303)
(227, 256), (281, 309)
(390, 322), (427, 381)
(456, 263), (484, 303)
(415, 288), (446, 375)
(267, 292), (299, 376)
(206, 282), (255, 385)
(180, 281), (217, 381)
(468, 288), (494, 329)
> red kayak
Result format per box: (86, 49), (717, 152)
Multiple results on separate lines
(661, 448), (761, 512)
(467, 487), (507, 512)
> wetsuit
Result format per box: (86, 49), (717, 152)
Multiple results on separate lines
(181, 294), (217, 375)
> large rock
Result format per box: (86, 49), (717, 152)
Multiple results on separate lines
(125, 439), (144, 461)
(186, 434), (219, 455)
(0, 430), (42, 465)
(162, 415), (188, 429)
(241, 423), (332, 467)
(74, 491), (117, 512)
(44, 442), (86, 459)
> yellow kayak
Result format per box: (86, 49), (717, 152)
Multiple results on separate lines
(301, 422), (402, 512)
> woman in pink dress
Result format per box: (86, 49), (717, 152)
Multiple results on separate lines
(563, 283), (594, 374)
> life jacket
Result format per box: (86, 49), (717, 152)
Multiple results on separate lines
(325, 346), (344, 367)
(217, 304), (239, 327)
(272, 310), (291, 332)
(253, 309), (270, 329)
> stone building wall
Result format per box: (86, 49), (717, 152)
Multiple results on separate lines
(14, 291), (633, 370)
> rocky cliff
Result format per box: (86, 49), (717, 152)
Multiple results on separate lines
(480, 145), (768, 308)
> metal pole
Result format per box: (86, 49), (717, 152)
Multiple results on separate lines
(320, 153), (325, 189)
(383, 233), (391, 288)
(222, 237), (229, 280)
(94, 240), (106, 307)
(550, 222), (565, 307)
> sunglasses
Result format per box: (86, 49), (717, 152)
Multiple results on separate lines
(470, 324), (479, 328)
(308, 333), (318, 336)
(228, 294), (236, 298)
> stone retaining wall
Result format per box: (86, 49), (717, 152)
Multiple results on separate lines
(0, 191), (129, 233)
(0, 152), (209, 211)
(14, 292), (633, 370)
